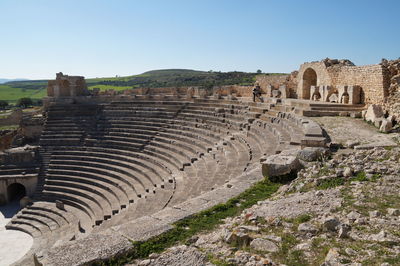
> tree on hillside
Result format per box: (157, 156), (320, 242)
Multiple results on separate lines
(16, 97), (33, 108)
(0, 100), (8, 109)
(257, 69), (262, 74)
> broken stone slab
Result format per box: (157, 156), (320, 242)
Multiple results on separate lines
(296, 147), (329, 162)
(365, 104), (384, 123)
(345, 140), (360, 149)
(261, 154), (302, 178)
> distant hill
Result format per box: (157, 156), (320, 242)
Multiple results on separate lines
(0, 78), (29, 84)
(86, 69), (260, 90)
(0, 69), (285, 103)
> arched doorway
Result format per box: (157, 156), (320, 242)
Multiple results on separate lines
(7, 183), (26, 202)
(302, 68), (317, 100)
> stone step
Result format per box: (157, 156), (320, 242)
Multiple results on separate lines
(45, 179), (121, 215)
(47, 163), (147, 197)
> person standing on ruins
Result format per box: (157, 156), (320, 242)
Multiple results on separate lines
(252, 84), (262, 102)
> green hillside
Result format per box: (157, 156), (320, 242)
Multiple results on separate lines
(0, 69), (284, 103)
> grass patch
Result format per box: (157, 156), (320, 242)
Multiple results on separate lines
(317, 177), (345, 190)
(271, 233), (305, 266)
(350, 171), (368, 182)
(317, 166), (331, 177)
(97, 178), (281, 265)
(206, 253), (234, 266)
(284, 213), (312, 228)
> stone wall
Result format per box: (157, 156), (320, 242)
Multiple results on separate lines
(382, 59), (400, 119)
(328, 64), (387, 104)
(256, 73), (298, 98)
(297, 59), (389, 105)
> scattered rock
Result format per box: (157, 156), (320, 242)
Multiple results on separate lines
(224, 231), (252, 247)
(294, 242), (311, 251)
(345, 247), (356, 256)
(347, 211), (362, 223)
(387, 208), (400, 216)
(343, 167), (353, 177)
(297, 147), (329, 162)
(298, 223), (318, 235)
(250, 238), (279, 253)
(337, 224), (351, 238)
(322, 217), (341, 232)
(369, 230), (391, 242)
(323, 248), (341, 265)
(369, 210), (381, 218)
(264, 235), (282, 243)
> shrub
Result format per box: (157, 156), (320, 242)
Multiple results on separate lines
(16, 97), (33, 108)
(0, 100), (8, 109)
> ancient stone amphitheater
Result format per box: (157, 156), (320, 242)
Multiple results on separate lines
(2, 88), (327, 265)
(3, 57), (399, 265)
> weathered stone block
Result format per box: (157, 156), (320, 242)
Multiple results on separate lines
(365, 104), (384, 123)
(261, 154), (302, 178)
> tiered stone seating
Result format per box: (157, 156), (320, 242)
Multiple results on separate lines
(0, 165), (39, 180)
(7, 98), (317, 239)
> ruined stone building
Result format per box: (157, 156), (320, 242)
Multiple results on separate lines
(256, 58), (399, 109)
(47, 72), (89, 97)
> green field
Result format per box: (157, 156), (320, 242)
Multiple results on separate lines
(0, 85), (46, 103)
(0, 69), (286, 104)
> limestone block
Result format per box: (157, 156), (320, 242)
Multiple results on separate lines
(261, 154), (302, 178)
(379, 119), (392, 133)
(365, 104), (384, 123)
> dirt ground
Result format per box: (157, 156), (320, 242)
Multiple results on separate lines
(311, 116), (399, 147)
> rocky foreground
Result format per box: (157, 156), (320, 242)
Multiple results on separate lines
(129, 145), (400, 266)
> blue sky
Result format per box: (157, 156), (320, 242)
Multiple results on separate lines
(0, 0), (399, 79)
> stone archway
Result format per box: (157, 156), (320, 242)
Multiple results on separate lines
(7, 183), (26, 202)
(302, 68), (317, 100)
